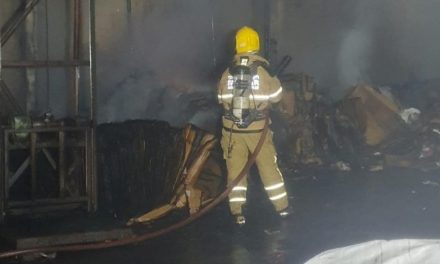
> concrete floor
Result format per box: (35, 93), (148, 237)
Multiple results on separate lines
(4, 167), (440, 264)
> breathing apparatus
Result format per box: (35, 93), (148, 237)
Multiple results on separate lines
(224, 57), (266, 129)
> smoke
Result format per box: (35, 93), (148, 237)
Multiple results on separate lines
(336, 1), (375, 90)
(95, 0), (440, 119)
(337, 29), (372, 89)
(96, 1), (215, 125)
(96, 0), (258, 125)
(276, 0), (440, 99)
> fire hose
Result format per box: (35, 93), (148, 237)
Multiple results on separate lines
(0, 118), (270, 259)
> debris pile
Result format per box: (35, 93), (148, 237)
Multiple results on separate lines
(97, 120), (225, 220)
(96, 78), (439, 221)
(277, 76), (440, 172)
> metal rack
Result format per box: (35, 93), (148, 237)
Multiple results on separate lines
(0, 0), (97, 222)
(1, 126), (93, 217)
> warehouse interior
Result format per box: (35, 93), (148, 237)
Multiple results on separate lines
(1, 0), (440, 263)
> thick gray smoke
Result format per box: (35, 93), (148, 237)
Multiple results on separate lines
(96, 0), (440, 123)
(96, 1), (213, 125)
(337, 1), (375, 89)
(96, 0), (258, 125)
(338, 29), (372, 89)
(276, 0), (440, 99)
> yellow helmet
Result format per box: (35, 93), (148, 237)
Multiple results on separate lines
(235, 26), (260, 54)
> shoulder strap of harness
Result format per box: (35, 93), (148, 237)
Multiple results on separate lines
(250, 60), (273, 76)
(230, 57), (274, 77)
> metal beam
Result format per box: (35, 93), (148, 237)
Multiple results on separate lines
(0, 79), (24, 115)
(9, 157), (30, 187)
(88, 0), (98, 212)
(2, 60), (90, 68)
(0, 0), (39, 116)
(69, 0), (83, 116)
(8, 148), (57, 188)
(4, 126), (89, 133)
(59, 131), (66, 197)
(30, 132), (37, 199)
(42, 148), (57, 170)
(0, 129), (5, 223)
(1, 0), (41, 47)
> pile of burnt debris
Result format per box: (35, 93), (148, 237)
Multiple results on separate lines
(274, 76), (440, 173)
(97, 121), (225, 220)
(97, 78), (439, 221)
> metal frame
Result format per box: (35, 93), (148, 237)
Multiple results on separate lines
(0, 0), (93, 117)
(1, 0), (41, 115)
(2, 126), (92, 217)
(0, 0), (97, 221)
(1, 0), (41, 47)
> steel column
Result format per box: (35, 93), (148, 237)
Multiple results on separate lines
(88, 0), (97, 212)
(59, 131), (66, 197)
(0, 79), (23, 115)
(30, 132), (37, 199)
(4, 131), (10, 207)
(0, 130), (5, 222)
(70, 0), (82, 116)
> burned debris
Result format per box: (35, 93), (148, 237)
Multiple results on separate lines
(97, 120), (225, 223)
(275, 77), (440, 173)
(93, 75), (439, 225)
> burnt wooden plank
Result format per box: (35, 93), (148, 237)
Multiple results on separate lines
(4, 228), (134, 249)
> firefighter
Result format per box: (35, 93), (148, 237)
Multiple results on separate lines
(217, 26), (290, 225)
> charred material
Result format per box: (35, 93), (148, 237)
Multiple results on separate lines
(275, 74), (440, 173)
(275, 73), (328, 167)
(97, 120), (225, 221)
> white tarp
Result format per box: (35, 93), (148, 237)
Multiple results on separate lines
(305, 239), (440, 264)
